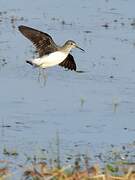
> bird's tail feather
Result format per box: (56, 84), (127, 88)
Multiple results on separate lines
(26, 60), (33, 66)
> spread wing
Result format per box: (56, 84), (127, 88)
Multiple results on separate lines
(18, 25), (57, 57)
(59, 54), (76, 71)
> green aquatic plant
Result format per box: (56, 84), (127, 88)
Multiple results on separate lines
(55, 131), (61, 169)
(80, 97), (85, 110)
(3, 147), (18, 157)
(112, 97), (119, 113)
(106, 164), (119, 173)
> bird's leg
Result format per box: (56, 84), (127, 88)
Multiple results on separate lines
(38, 68), (42, 82)
(42, 68), (47, 86)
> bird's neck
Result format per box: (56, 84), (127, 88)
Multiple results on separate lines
(59, 44), (72, 54)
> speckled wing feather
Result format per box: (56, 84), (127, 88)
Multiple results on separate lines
(18, 25), (57, 57)
(59, 54), (76, 71)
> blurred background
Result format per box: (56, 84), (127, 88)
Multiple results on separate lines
(0, 0), (135, 170)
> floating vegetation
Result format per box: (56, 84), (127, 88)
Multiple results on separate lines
(84, 30), (92, 34)
(3, 147), (19, 157)
(0, 10), (27, 30)
(0, 140), (135, 179)
(0, 59), (7, 68)
(101, 23), (109, 29)
(10, 15), (25, 29)
(130, 18), (135, 27)
(1, 158), (134, 179)
(50, 16), (73, 26)
(61, 20), (72, 26)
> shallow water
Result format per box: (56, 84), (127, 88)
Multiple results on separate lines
(0, 0), (135, 175)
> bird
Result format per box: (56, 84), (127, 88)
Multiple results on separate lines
(18, 25), (84, 70)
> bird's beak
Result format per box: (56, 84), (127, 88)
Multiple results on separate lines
(76, 45), (85, 52)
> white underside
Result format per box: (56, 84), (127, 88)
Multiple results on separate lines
(32, 51), (68, 68)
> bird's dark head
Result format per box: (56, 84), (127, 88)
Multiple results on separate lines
(65, 40), (85, 52)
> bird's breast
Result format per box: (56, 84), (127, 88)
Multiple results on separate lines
(48, 51), (67, 62)
(37, 51), (68, 68)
